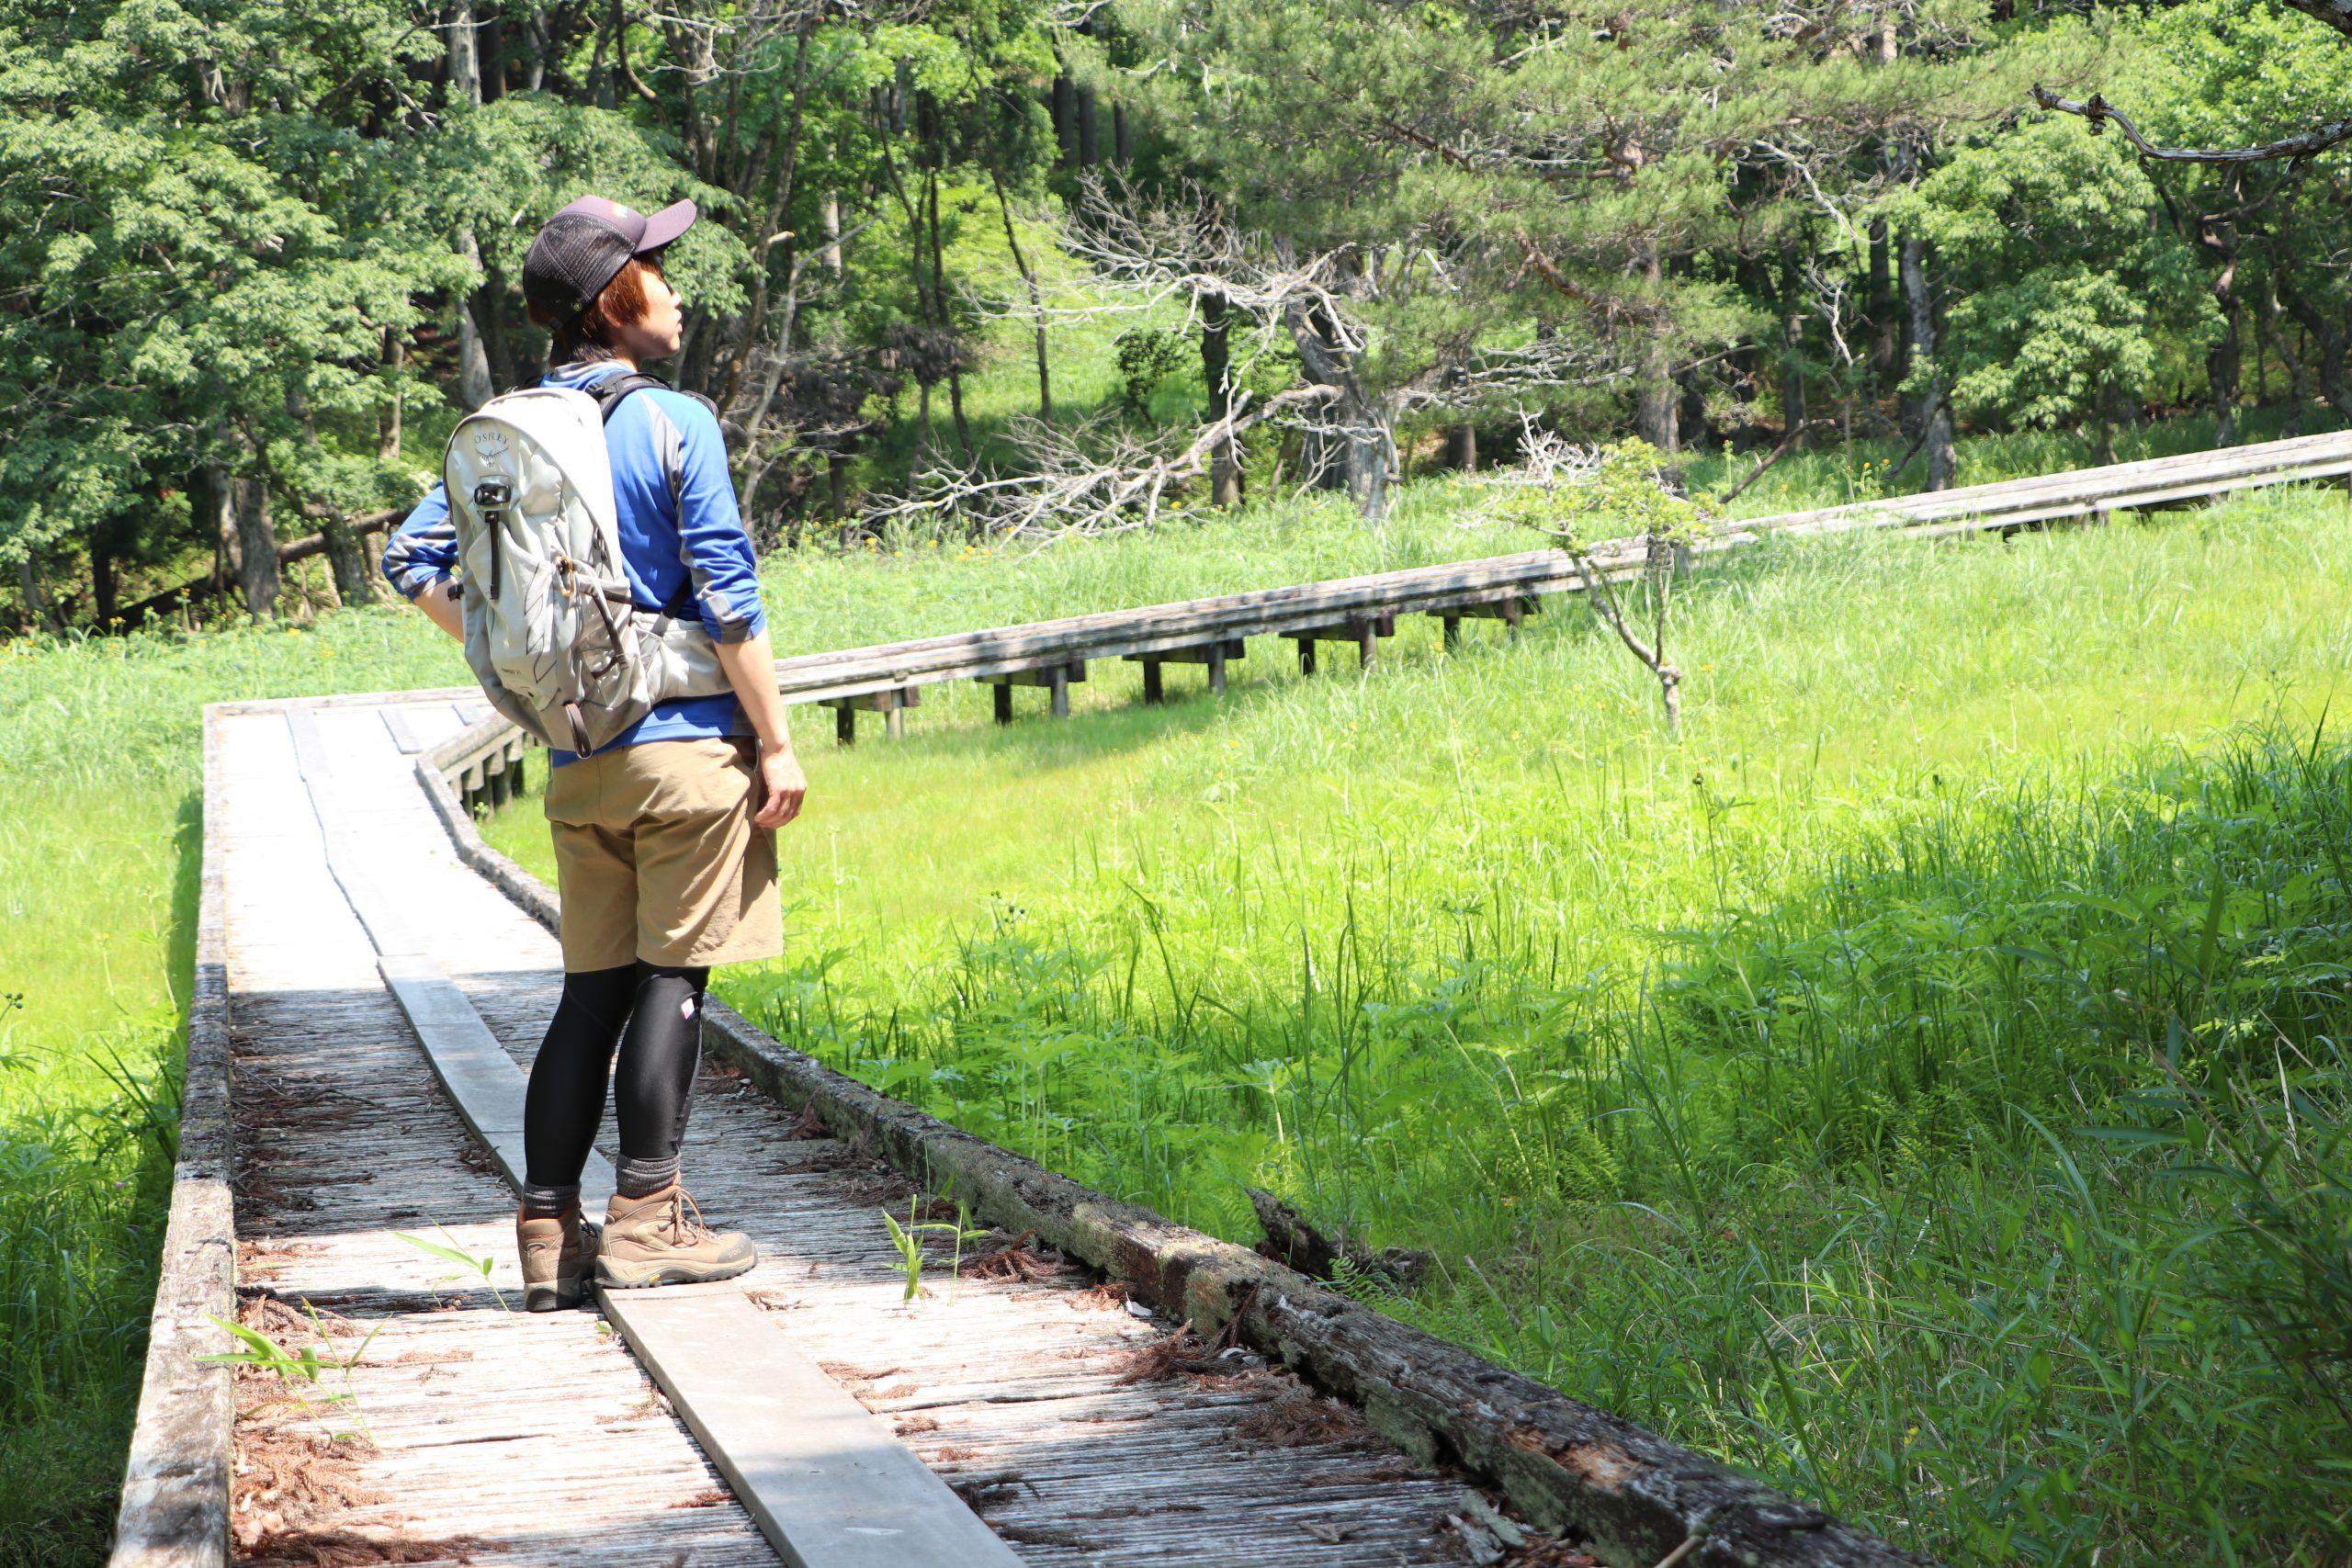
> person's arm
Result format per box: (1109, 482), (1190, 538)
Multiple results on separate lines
(382, 485), (465, 643)
(715, 632), (806, 829)
(415, 578), (464, 640)
(665, 395), (805, 829)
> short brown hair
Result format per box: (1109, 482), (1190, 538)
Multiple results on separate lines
(531, 255), (662, 365)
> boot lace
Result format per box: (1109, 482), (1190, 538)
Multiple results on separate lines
(666, 1187), (720, 1245)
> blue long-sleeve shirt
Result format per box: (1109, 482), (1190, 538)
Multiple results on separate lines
(383, 361), (765, 764)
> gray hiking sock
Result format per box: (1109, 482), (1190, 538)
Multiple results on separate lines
(615, 1155), (679, 1198)
(519, 1180), (580, 1219)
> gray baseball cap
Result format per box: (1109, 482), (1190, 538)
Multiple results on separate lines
(520, 196), (697, 327)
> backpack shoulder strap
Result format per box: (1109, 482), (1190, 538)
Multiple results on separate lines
(590, 372), (672, 423)
(591, 373), (721, 423)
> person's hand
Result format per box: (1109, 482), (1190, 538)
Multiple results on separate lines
(752, 740), (806, 829)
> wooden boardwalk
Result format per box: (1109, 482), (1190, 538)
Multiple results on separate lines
(183, 695), (1500, 1565)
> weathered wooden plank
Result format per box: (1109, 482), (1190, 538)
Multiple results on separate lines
(107, 710), (239, 1568)
(382, 707), (431, 755)
(611, 1290), (1026, 1568)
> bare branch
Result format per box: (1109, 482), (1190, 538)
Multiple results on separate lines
(2031, 85), (2352, 166)
(859, 386), (1340, 542)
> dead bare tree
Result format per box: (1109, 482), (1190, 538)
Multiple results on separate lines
(932, 175), (1611, 535)
(862, 385), (1341, 541)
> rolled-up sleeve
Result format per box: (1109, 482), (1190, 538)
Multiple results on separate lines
(662, 399), (766, 644)
(381, 484), (457, 601)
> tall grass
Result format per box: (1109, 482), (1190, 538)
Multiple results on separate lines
(488, 486), (2352, 1562)
(0, 615), (468, 1563)
(5, 425), (2343, 1562)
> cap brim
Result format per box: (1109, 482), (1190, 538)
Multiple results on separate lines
(635, 199), (697, 253)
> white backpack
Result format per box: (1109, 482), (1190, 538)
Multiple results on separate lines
(441, 377), (729, 754)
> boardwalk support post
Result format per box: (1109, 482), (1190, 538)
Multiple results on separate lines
(822, 686), (921, 745)
(982, 661), (1085, 722)
(1287, 615), (1395, 674)
(1122, 639), (1245, 703)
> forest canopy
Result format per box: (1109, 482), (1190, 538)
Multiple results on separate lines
(4, 0), (2347, 631)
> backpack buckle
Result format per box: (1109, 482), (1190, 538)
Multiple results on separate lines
(473, 479), (512, 508)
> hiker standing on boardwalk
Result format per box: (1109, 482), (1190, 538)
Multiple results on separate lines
(381, 197), (807, 1310)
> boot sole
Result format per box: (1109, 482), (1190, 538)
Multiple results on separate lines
(594, 1252), (757, 1290)
(524, 1280), (585, 1313)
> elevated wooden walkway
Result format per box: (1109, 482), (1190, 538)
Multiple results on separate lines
(116, 433), (2343, 1567)
(115, 697), (1934, 1564)
(406, 428), (2352, 790)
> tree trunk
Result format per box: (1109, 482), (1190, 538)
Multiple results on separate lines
(1867, 219), (1897, 383)
(1445, 422), (1476, 473)
(1899, 232), (1954, 490)
(479, 8), (505, 100)
(820, 191), (843, 275)
(1203, 289), (1241, 507)
(447, 6), (493, 407)
(481, 265), (526, 389)
(1632, 246), (1678, 454)
(233, 476), (279, 617)
(2259, 277), (2311, 436)
(989, 162), (1051, 426)
(2208, 249), (2241, 447)
(18, 556), (57, 634)
(521, 5), (547, 91)
(319, 513), (380, 605)
(2275, 271), (2352, 421)
(454, 231), (495, 409)
(91, 527), (119, 630)
(378, 327), (405, 461)
(1051, 74), (1078, 168)
(192, 463), (238, 593)
(1286, 300), (1389, 523)
(924, 169), (972, 461)
(1779, 247), (1806, 443)
(449, 1), (481, 107)
(2208, 316), (2240, 447)
(1076, 85), (1100, 167)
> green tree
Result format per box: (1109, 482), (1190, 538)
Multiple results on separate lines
(1896, 118), (2218, 459)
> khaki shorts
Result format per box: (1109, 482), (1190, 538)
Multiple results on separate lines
(544, 737), (782, 972)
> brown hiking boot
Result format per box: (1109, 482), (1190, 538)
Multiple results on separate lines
(515, 1205), (596, 1312)
(596, 1183), (756, 1289)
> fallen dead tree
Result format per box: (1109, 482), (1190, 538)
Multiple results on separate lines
(115, 510), (402, 629)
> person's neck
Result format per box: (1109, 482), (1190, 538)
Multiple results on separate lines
(551, 355), (638, 378)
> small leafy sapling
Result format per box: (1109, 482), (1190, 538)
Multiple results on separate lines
(200, 1302), (386, 1444)
(1484, 426), (1712, 739)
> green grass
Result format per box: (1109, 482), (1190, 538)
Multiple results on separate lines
(5, 415), (2347, 1562)
(478, 484), (2348, 1563)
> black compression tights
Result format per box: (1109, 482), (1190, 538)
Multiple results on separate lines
(519, 963), (708, 1214)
